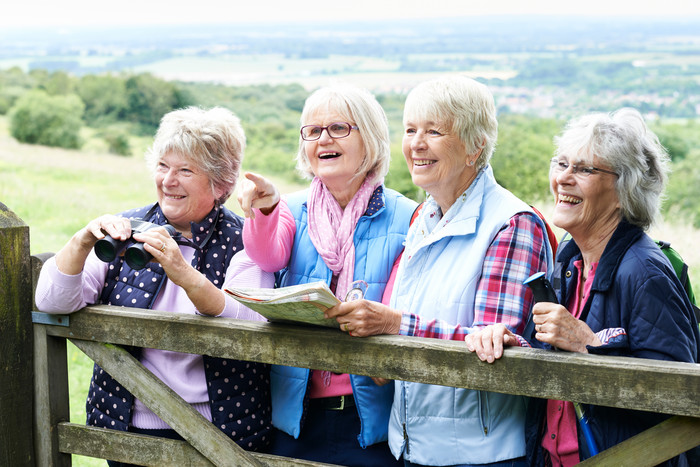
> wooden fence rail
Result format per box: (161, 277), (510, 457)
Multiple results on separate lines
(2, 203), (700, 466)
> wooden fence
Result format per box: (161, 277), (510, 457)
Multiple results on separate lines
(2, 202), (700, 466)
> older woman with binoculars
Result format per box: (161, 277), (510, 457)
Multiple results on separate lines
(35, 106), (274, 465)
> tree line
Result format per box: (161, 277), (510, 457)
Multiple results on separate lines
(1, 67), (698, 226)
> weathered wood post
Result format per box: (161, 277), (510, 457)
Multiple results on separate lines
(0, 202), (35, 466)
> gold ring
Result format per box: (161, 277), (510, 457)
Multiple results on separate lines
(159, 241), (166, 252)
(343, 323), (349, 332)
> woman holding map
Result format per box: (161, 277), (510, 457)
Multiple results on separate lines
(237, 83), (416, 466)
(325, 75), (554, 466)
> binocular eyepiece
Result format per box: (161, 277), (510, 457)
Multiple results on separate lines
(94, 219), (177, 270)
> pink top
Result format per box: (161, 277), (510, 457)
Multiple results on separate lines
(35, 245), (273, 429)
(243, 200), (401, 398)
(541, 260), (598, 466)
(242, 200), (296, 273)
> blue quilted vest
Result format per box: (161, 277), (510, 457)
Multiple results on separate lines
(85, 203), (272, 451)
(271, 186), (417, 448)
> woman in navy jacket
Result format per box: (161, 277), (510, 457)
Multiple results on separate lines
(466, 108), (699, 466)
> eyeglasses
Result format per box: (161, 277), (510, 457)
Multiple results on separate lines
(550, 158), (618, 178)
(300, 122), (359, 141)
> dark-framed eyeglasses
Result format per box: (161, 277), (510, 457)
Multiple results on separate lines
(300, 122), (359, 141)
(550, 158), (619, 178)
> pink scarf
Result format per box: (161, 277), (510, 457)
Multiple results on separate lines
(307, 175), (381, 300)
(307, 175), (380, 388)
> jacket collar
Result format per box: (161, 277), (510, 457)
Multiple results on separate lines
(145, 202), (222, 250)
(300, 184), (386, 218)
(416, 166), (489, 243)
(558, 219), (644, 292)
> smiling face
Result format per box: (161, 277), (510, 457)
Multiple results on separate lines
(402, 118), (478, 212)
(155, 151), (220, 234)
(550, 154), (621, 246)
(303, 110), (366, 206)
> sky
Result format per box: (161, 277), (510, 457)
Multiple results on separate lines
(2, 0), (700, 28)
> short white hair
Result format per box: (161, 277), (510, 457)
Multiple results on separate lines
(403, 75), (498, 170)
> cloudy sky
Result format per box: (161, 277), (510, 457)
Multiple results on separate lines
(1, 0), (699, 28)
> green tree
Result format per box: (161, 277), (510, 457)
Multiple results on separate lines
(490, 115), (561, 203)
(100, 125), (133, 156)
(77, 74), (128, 126)
(9, 90), (85, 149)
(124, 73), (192, 132)
(0, 67), (32, 88)
(652, 120), (700, 162)
(665, 149), (700, 228)
(385, 143), (424, 201)
(44, 70), (77, 96)
(0, 67), (35, 114)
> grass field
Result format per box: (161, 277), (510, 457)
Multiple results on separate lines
(2, 116), (698, 465)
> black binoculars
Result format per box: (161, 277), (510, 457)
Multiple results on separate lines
(94, 219), (177, 270)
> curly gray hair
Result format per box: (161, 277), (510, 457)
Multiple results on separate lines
(554, 107), (670, 230)
(145, 106), (245, 204)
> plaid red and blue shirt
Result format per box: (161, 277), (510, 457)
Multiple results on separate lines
(399, 211), (547, 343)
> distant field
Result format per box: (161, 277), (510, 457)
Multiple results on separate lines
(579, 51), (700, 66)
(134, 54), (517, 90)
(0, 51), (517, 91)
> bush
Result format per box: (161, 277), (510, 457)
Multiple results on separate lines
(101, 126), (132, 156)
(491, 115), (561, 203)
(124, 73), (193, 132)
(665, 149), (700, 228)
(9, 90), (85, 149)
(385, 142), (424, 201)
(0, 86), (27, 115)
(77, 74), (128, 126)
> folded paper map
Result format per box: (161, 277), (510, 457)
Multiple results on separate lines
(224, 281), (341, 328)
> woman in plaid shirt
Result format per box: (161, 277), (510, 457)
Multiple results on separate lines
(326, 75), (554, 467)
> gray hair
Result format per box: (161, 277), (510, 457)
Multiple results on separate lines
(554, 107), (669, 230)
(403, 75), (498, 170)
(145, 106), (245, 204)
(296, 84), (391, 182)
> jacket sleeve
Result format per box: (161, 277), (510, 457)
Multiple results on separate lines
(34, 253), (107, 314)
(589, 268), (699, 363)
(241, 199), (296, 273)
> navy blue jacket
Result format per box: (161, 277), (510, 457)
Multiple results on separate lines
(525, 220), (699, 466)
(86, 203), (272, 451)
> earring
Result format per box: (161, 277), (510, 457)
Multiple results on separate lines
(468, 159), (475, 166)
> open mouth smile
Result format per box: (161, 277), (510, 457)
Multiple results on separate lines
(558, 194), (582, 205)
(319, 152), (341, 160)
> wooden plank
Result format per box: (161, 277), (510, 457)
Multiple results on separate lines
(58, 423), (340, 467)
(42, 306), (700, 418)
(31, 253), (54, 310)
(69, 339), (262, 467)
(33, 325), (71, 467)
(579, 416), (700, 466)
(0, 203), (35, 466)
